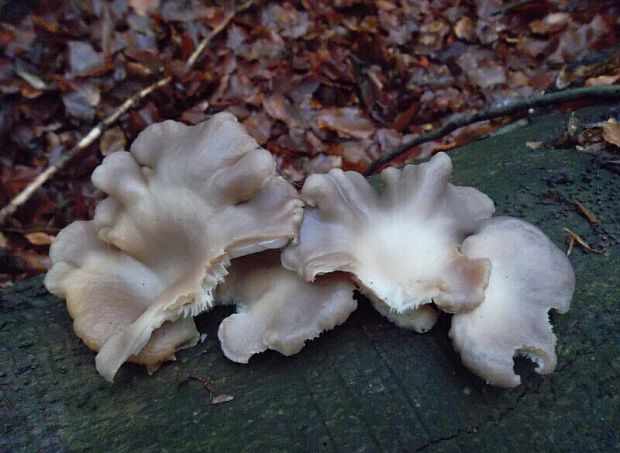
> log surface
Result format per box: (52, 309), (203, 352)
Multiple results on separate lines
(1, 106), (618, 452)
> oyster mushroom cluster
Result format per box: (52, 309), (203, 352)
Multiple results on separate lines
(45, 113), (574, 387)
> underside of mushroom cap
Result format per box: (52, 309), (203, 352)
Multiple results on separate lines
(46, 113), (303, 381)
(216, 251), (357, 363)
(449, 217), (575, 388)
(44, 221), (199, 374)
(282, 152), (494, 314)
(370, 298), (440, 333)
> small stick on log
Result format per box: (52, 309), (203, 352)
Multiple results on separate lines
(364, 85), (620, 175)
(0, 77), (170, 227)
(0, 0), (254, 227)
(562, 228), (604, 254)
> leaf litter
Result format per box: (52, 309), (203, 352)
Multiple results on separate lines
(0, 0), (619, 285)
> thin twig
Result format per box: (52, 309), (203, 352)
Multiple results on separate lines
(562, 228), (604, 254)
(0, 0), (254, 227)
(364, 85), (620, 175)
(182, 0), (251, 72)
(0, 77), (171, 227)
(573, 199), (599, 224)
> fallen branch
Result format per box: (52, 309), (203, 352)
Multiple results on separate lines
(0, 0), (254, 227)
(364, 85), (620, 175)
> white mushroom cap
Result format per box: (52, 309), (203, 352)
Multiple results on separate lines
(45, 113), (303, 381)
(282, 152), (494, 314)
(449, 217), (575, 387)
(44, 221), (199, 374)
(216, 251), (357, 363)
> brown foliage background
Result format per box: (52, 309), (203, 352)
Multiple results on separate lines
(0, 0), (619, 284)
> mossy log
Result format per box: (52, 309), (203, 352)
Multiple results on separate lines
(1, 106), (618, 451)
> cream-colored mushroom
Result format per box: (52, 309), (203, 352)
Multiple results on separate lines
(449, 217), (575, 387)
(216, 251), (357, 363)
(45, 113), (303, 381)
(370, 299), (440, 333)
(44, 221), (199, 374)
(282, 152), (494, 316)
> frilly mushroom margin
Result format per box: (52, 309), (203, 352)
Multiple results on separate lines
(283, 152), (575, 387)
(282, 153), (495, 323)
(45, 113), (575, 388)
(45, 112), (304, 381)
(216, 251), (357, 364)
(451, 217), (575, 387)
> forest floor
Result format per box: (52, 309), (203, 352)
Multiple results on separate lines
(1, 105), (618, 451)
(1, 0), (619, 284)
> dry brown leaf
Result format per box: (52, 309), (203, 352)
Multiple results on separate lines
(129, 0), (160, 16)
(16, 250), (52, 272)
(61, 82), (101, 121)
(393, 104), (418, 131)
(529, 12), (570, 34)
(242, 112), (273, 145)
(100, 127), (127, 156)
(526, 141), (543, 149)
(433, 141), (458, 151)
(126, 61), (153, 78)
(317, 107), (375, 140)
(585, 74), (620, 87)
(601, 119), (620, 148)
(263, 94), (301, 128)
(211, 394), (234, 405)
(454, 17), (476, 42)
(24, 231), (56, 246)
(67, 41), (104, 76)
